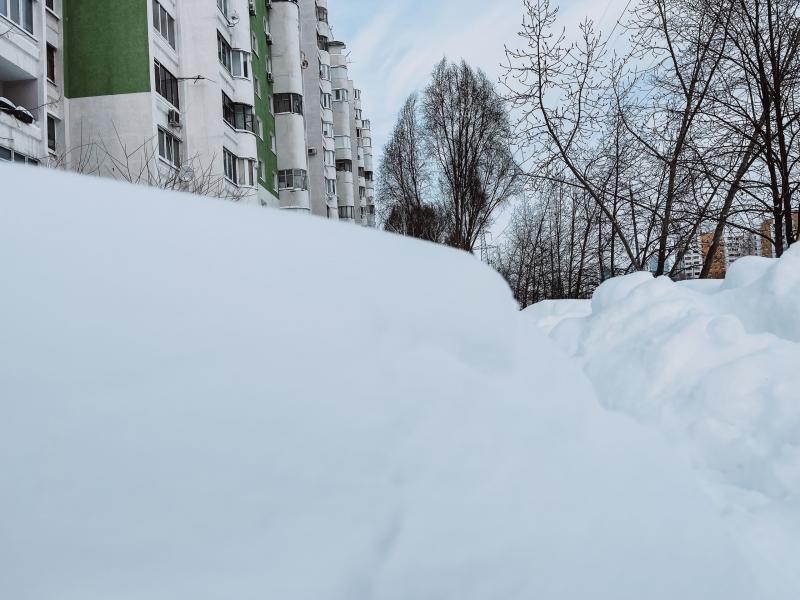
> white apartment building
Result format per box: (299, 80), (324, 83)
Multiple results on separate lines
(0, 0), (62, 166)
(1, 0), (376, 226)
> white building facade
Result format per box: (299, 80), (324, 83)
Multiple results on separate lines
(1, 0), (375, 225)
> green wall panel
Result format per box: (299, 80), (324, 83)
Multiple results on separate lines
(250, 2), (277, 195)
(64, 0), (151, 99)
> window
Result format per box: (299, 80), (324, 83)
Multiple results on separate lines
(158, 128), (181, 167)
(239, 157), (255, 186)
(258, 159), (265, 181)
(278, 169), (308, 191)
(251, 32), (258, 55)
(354, 108), (362, 120)
(217, 32), (232, 72)
(333, 88), (348, 102)
(2, 0), (33, 34)
(274, 93), (303, 115)
(254, 76), (261, 97)
(222, 92), (254, 132)
(154, 60), (180, 108)
(217, 0), (228, 16)
(359, 186), (366, 200)
(320, 92), (331, 109)
(45, 0), (54, 10)
(338, 206), (354, 219)
(317, 34), (328, 52)
(270, 133), (276, 152)
(363, 119), (371, 129)
(334, 135), (350, 149)
(363, 137), (372, 148)
(354, 89), (361, 100)
(47, 114), (56, 151)
(255, 116), (263, 139)
(152, 1), (176, 49)
(322, 121), (334, 137)
(335, 159), (352, 172)
(0, 147), (37, 165)
(46, 44), (56, 83)
(325, 178), (336, 196)
(223, 147), (237, 182)
(319, 62), (330, 80)
(231, 50), (250, 78)
(316, 6), (328, 23)
(324, 150), (335, 166)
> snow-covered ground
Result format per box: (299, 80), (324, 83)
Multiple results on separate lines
(0, 165), (794, 598)
(527, 251), (800, 597)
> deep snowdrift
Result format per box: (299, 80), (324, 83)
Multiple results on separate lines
(0, 165), (774, 599)
(527, 251), (800, 597)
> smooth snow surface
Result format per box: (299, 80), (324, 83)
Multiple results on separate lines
(0, 166), (778, 599)
(527, 250), (800, 598)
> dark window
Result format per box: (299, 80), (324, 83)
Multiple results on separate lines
(223, 147), (237, 182)
(47, 115), (56, 151)
(46, 0), (54, 10)
(316, 6), (328, 23)
(222, 92), (254, 132)
(338, 206), (354, 219)
(0, 146), (11, 161)
(335, 159), (352, 173)
(273, 93), (303, 115)
(46, 44), (56, 83)
(317, 34), (328, 51)
(217, 31), (233, 72)
(154, 60), (180, 108)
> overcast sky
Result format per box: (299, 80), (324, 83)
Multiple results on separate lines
(331, 0), (629, 160)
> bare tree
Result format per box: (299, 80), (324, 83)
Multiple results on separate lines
(48, 126), (251, 203)
(377, 94), (444, 242)
(423, 59), (521, 252)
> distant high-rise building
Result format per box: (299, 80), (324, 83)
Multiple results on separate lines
(760, 214), (799, 258)
(676, 230), (758, 280)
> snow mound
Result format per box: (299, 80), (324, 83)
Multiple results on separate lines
(0, 165), (766, 599)
(526, 250), (800, 596)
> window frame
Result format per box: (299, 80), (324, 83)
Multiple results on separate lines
(152, 0), (176, 49)
(157, 127), (181, 168)
(154, 60), (180, 109)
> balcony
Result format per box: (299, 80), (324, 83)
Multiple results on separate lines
(0, 52), (39, 126)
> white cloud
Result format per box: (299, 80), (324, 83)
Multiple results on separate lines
(335, 0), (630, 162)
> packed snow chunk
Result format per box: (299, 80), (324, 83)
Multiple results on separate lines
(722, 247), (800, 342)
(0, 165), (759, 600)
(529, 254), (800, 598)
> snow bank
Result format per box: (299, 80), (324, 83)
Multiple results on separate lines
(526, 250), (800, 597)
(0, 165), (764, 599)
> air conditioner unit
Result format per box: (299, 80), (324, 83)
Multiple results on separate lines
(267, 72), (274, 83)
(308, 148), (317, 156)
(249, 0), (256, 16)
(168, 109), (182, 128)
